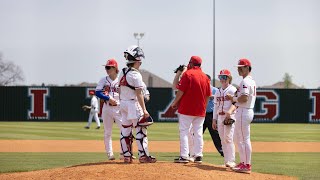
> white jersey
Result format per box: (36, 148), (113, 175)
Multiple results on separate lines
(91, 96), (99, 112)
(119, 67), (145, 100)
(236, 75), (256, 109)
(96, 76), (120, 104)
(213, 84), (237, 119)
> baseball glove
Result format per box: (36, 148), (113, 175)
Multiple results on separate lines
(174, 65), (186, 73)
(82, 105), (91, 111)
(223, 118), (235, 125)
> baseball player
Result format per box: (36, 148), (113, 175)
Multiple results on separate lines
(172, 64), (195, 161)
(119, 45), (156, 163)
(171, 56), (211, 164)
(212, 69), (237, 168)
(84, 91), (101, 129)
(204, 74), (224, 157)
(226, 58), (256, 173)
(95, 58), (123, 160)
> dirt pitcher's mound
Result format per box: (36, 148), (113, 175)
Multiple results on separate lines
(0, 161), (296, 180)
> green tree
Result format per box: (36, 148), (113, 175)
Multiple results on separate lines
(283, 73), (292, 88)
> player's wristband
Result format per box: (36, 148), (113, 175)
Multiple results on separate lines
(232, 97), (238, 103)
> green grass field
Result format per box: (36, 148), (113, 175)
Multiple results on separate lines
(0, 122), (319, 180)
(0, 122), (319, 141)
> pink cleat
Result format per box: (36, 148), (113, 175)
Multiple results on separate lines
(232, 162), (244, 171)
(235, 164), (251, 174)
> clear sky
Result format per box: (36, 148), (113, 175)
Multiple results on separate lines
(0, 0), (319, 88)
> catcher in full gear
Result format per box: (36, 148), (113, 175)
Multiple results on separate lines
(212, 69), (237, 168)
(119, 45), (156, 163)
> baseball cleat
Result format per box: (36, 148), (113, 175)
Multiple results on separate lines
(234, 164), (251, 174)
(96, 126), (100, 129)
(174, 157), (189, 163)
(232, 162), (245, 171)
(84, 126), (90, 129)
(139, 155), (157, 163)
(123, 157), (133, 163)
(193, 156), (202, 163)
(226, 161), (236, 168)
(107, 153), (115, 160)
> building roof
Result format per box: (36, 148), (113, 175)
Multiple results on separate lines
(140, 69), (172, 88)
(260, 81), (302, 89)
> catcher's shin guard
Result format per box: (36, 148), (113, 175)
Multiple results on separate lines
(136, 126), (149, 157)
(120, 125), (134, 158)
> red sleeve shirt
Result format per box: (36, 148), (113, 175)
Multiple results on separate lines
(176, 67), (212, 117)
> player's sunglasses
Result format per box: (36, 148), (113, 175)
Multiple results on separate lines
(105, 66), (113, 70)
(218, 75), (228, 80)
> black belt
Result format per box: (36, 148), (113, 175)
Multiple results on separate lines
(109, 103), (118, 106)
(218, 112), (225, 115)
(206, 112), (213, 114)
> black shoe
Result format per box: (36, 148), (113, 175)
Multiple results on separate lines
(174, 157), (189, 163)
(194, 156), (202, 163)
(96, 126), (100, 129)
(84, 126), (90, 129)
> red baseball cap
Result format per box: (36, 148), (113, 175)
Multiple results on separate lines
(219, 69), (231, 76)
(103, 59), (118, 69)
(89, 91), (95, 95)
(236, 58), (251, 67)
(189, 56), (202, 65)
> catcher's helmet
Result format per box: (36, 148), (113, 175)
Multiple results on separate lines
(124, 45), (145, 63)
(137, 115), (154, 127)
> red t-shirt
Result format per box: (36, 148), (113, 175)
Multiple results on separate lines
(176, 67), (212, 117)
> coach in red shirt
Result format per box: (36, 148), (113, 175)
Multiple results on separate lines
(171, 56), (212, 163)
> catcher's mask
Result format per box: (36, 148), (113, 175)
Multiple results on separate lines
(137, 116), (154, 127)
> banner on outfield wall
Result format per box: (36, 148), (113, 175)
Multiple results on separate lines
(0, 87), (319, 123)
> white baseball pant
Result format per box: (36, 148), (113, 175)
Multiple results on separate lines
(178, 113), (205, 158)
(87, 109), (100, 127)
(234, 107), (254, 165)
(102, 104), (122, 156)
(217, 114), (235, 164)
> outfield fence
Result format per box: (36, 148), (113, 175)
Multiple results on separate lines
(0, 86), (319, 123)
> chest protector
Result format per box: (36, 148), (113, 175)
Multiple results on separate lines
(119, 68), (137, 90)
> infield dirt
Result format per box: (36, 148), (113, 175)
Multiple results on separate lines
(0, 140), (317, 179)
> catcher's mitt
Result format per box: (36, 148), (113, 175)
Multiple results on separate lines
(174, 65), (186, 73)
(82, 105), (91, 111)
(223, 118), (235, 125)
